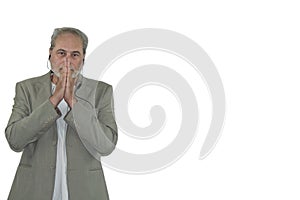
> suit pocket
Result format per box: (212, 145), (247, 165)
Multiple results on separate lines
(87, 168), (109, 199)
(19, 163), (32, 168)
(88, 168), (101, 172)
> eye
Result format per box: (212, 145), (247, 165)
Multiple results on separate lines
(57, 50), (66, 56)
(72, 52), (80, 57)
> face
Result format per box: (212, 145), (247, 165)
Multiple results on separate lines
(49, 33), (84, 77)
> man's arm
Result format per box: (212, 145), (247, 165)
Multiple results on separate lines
(5, 82), (60, 152)
(64, 83), (118, 158)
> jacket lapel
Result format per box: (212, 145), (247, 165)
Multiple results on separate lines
(31, 71), (58, 145)
(31, 72), (53, 109)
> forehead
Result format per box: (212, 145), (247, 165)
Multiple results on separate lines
(54, 33), (83, 51)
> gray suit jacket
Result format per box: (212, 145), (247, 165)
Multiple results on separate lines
(5, 72), (118, 200)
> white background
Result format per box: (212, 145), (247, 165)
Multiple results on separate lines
(1, 0), (300, 199)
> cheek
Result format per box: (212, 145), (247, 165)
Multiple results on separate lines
(73, 59), (84, 69)
(50, 57), (65, 67)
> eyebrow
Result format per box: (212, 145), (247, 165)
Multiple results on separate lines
(56, 49), (82, 55)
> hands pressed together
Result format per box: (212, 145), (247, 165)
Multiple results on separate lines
(50, 66), (78, 109)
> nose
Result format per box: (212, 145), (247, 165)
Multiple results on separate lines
(64, 56), (71, 68)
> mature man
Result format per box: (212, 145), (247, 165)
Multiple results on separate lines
(5, 27), (118, 200)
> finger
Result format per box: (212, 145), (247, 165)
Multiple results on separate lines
(58, 70), (67, 81)
(66, 70), (74, 91)
(66, 66), (71, 78)
(68, 67), (77, 84)
(66, 67), (71, 85)
(57, 72), (67, 90)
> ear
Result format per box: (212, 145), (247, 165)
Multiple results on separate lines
(49, 49), (52, 60)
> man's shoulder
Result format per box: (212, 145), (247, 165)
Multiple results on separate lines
(17, 72), (50, 86)
(82, 76), (112, 89)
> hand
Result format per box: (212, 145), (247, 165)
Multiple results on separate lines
(50, 68), (67, 107)
(64, 67), (78, 108)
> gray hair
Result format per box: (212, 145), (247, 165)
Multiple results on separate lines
(49, 27), (88, 54)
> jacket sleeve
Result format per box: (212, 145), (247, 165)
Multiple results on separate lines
(5, 82), (61, 152)
(64, 84), (118, 158)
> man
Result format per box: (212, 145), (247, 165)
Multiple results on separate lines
(5, 27), (118, 200)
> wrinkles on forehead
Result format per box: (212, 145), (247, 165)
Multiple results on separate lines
(52, 33), (84, 55)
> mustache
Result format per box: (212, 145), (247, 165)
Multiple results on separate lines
(52, 66), (81, 78)
(47, 59), (82, 78)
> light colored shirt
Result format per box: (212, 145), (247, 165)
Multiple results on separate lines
(52, 83), (69, 200)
